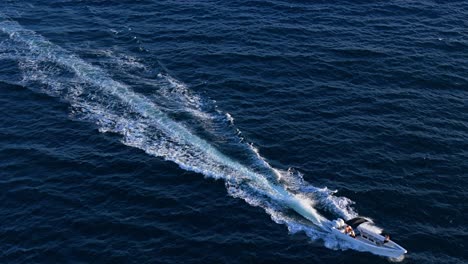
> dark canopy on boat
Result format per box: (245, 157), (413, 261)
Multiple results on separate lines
(345, 217), (369, 229)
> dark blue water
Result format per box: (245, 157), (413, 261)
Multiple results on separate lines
(1, 1), (467, 263)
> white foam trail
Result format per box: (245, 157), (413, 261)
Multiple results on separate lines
(0, 18), (327, 227)
(247, 142), (284, 180)
(0, 16), (373, 254)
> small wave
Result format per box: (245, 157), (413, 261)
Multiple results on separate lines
(225, 112), (235, 124)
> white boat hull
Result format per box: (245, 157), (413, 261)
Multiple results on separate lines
(331, 227), (407, 258)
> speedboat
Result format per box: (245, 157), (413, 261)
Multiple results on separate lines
(331, 217), (407, 258)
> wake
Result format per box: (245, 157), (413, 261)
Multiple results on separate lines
(0, 17), (361, 252)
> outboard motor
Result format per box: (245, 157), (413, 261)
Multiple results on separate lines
(334, 218), (345, 228)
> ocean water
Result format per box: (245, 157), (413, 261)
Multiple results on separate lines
(0, 1), (467, 263)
